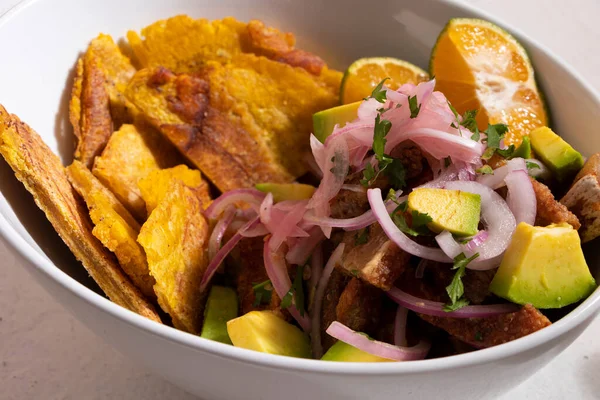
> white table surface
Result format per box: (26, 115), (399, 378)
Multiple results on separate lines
(1, 0), (600, 399)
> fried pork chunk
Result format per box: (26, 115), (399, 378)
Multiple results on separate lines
(339, 224), (412, 290)
(0, 105), (160, 322)
(530, 177), (580, 229)
(70, 34), (137, 167)
(398, 266), (551, 348)
(126, 56), (338, 191)
(561, 153), (600, 242)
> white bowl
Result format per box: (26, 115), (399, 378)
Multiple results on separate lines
(1, 0), (599, 398)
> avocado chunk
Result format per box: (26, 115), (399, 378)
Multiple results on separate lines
(490, 222), (596, 308)
(321, 340), (393, 362)
(407, 188), (481, 236)
(511, 135), (531, 159)
(530, 126), (584, 182)
(312, 101), (361, 143)
(226, 311), (311, 358)
(200, 286), (238, 344)
(255, 182), (316, 202)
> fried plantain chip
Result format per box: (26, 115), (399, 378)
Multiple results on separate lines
(126, 56), (338, 191)
(67, 160), (156, 299)
(138, 164), (210, 214)
(137, 179), (209, 333)
(126, 15), (340, 79)
(70, 34), (137, 168)
(92, 123), (182, 220)
(0, 105), (160, 322)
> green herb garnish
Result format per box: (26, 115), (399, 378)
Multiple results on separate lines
(391, 201), (433, 237)
(281, 265), (306, 316)
(496, 145), (515, 159)
(526, 161), (541, 170)
(366, 78), (390, 103)
(476, 165), (494, 175)
(383, 158), (406, 188)
(443, 252), (480, 312)
(408, 95), (421, 118)
(474, 331), (484, 342)
(373, 114), (392, 160)
(355, 226), (370, 245)
(252, 280), (273, 307)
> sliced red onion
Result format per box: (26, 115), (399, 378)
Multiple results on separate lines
(263, 237), (311, 332)
(525, 158), (551, 180)
(239, 223), (270, 238)
(200, 216), (260, 292)
(310, 133), (326, 173)
(367, 188), (451, 262)
(476, 157), (526, 189)
(326, 321), (430, 361)
(444, 181), (516, 266)
(435, 230), (464, 259)
(310, 243), (345, 358)
(286, 227), (325, 265)
(415, 259), (428, 279)
(394, 306), (409, 347)
(416, 164), (459, 189)
(464, 231), (489, 254)
(505, 170), (537, 225)
(208, 206), (236, 262)
(387, 287), (520, 318)
(204, 189), (265, 220)
(259, 192), (274, 225)
(268, 201), (308, 252)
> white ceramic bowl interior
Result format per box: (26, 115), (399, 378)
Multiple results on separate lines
(1, 0), (599, 399)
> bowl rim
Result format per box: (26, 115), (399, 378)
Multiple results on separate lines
(1, 0), (600, 375)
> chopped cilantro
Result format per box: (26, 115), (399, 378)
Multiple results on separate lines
(252, 280), (273, 307)
(481, 147), (496, 161)
(474, 331), (484, 342)
(355, 226), (370, 245)
(383, 158), (406, 189)
(483, 123), (508, 148)
(366, 78), (389, 103)
(391, 201), (433, 237)
(526, 161), (541, 170)
(448, 101), (460, 129)
(373, 114), (392, 161)
(281, 265), (306, 316)
(360, 163), (376, 187)
(496, 145), (515, 158)
(443, 252), (480, 312)
(350, 269), (361, 278)
(476, 165), (494, 175)
(444, 156), (452, 168)
(408, 95), (421, 118)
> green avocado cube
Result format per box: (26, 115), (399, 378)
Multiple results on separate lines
(227, 311), (311, 358)
(490, 222), (596, 308)
(200, 286), (238, 344)
(321, 340), (393, 362)
(407, 188), (481, 236)
(312, 101), (361, 143)
(530, 126), (584, 182)
(511, 135), (531, 159)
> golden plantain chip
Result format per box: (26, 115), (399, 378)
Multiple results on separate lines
(70, 34), (137, 168)
(127, 15), (340, 79)
(138, 165), (210, 214)
(0, 105), (160, 322)
(67, 160), (156, 299)
(92, 123), (182, 220)
(138, 179), (209, 334)
(125, 55), (339, 191)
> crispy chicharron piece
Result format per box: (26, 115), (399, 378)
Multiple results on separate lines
(137, 179), (209, 333)
(138, 165), (210, 214)
(70, 34), (137, 168)
(0, 105), (160, 322)
(67, 160), (156, 299)
(92, 123), (181, 220)
(126, 56), (339, 191)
